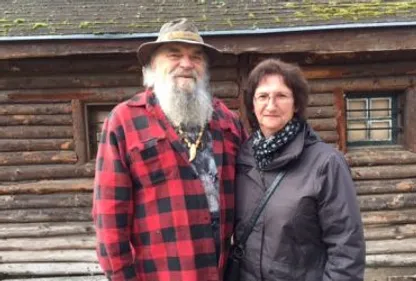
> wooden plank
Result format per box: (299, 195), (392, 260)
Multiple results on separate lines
(0, 193), (92, 210)
(334, 88), (347, 153)
(211, 81), (239, 98)
(308, 118), (337, 131)
(0, 178), (94, 195)
(0, 163), (95, 181)
(7, 276), (106, 281)
(0, 126), (73, 139)
(302, 61), (416, 79)
(0, 87), (139, 104)
(0, 222), (94, 238)
(364, 224), (416, 241)
(389, 276), (416, 281)
(0, 103), (71, 115)
(306, 106), (335, 119)
(0, 207), (92, 223)
(346, 150), (416, 167)
(0, 250), (97, 263)
(0, 139), (74, 152)
(0, 114), (72, 125)
(0, 235), (95, 251)
(0, 151), (77, 166)
(359, 193), (416, 211)
(356, 179), (416, 195)
(308, 93), (333, 106)
(72, 99), (87, 164)
(405, 87), (416, 153)
(352, 165), (416, 180)
(362, 209), (416, 225)
(309, 75), (416, 93)
(366, 238), (416, 254)
(210, 67), (238, 81)
(317, 130), (339, 143)
(366, 253), (416, 267)
(0, 262), (101, 276)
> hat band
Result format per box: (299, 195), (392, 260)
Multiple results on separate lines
(158, 31), (203, 43)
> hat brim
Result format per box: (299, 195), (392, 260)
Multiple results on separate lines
(137, 39), (222, 66)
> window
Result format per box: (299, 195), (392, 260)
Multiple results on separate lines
(345, 93), (399, 146)
(85, 103), (117, 160)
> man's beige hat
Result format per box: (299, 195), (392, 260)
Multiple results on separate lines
(137, 18), (222, 65)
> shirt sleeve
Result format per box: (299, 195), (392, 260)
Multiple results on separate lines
(317, 152), (366, 281)
(92, 112), (139, 281)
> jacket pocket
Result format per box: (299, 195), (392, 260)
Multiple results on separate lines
(266, 261), (306, 281)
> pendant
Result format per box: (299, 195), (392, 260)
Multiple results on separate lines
(189, 144), (197, 162)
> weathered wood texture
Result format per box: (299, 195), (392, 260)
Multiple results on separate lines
(0, 139), (74, 152)
(365, 224), (416, 241)
(0, 151), (77, 166)
(0, 126), (73, 139)
(0, 163), (95, 181)
(0, 263), (101, 277)
(366, 238), (416, 254)
(352, 165), (416, 181)
(405, 87), (416, 153)
(0, 114), (72, 125)
(359, 193), (416, 211)
(334, 88), (347, 153)
(366, 253), (416, 267)
(356, 179), (416, 195)
(0, 103), (72, 114)
(346, 150), (416, 167)
(0, 207), (92, 223)
(0, 193), (92, 210)
(0, 250), (97, 263)
(388, 276), (416, 281)
(0, 222), (95, 238)
(0, 235), (95, 251)
(0, 178), (94, 195)
(362, 209), (416, 225)
(72, 99), (87, 164)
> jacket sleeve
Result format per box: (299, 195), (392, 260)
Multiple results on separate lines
(317, 152), (366, 281)
(92, 112), (139, 281)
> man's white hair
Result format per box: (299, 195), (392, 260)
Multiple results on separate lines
(142, 64), (213, 129)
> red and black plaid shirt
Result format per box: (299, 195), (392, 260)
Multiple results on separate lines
(92, 90), (246, 281)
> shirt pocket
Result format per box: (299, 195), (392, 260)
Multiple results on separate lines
(128, 136), (178, 188)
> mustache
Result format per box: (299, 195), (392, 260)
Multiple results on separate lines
(171, 69), (198, 79)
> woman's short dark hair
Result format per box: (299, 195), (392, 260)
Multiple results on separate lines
(244, 58), (310, 130)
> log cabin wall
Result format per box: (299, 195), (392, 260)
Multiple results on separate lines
(0, 50), (416, 280)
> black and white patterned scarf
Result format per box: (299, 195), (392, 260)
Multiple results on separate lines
(252, 119), (303, 170)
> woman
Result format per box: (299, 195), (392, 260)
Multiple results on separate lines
(234, 59), (365, 281)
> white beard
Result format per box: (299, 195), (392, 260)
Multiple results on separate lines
(143, 66), (213, 128)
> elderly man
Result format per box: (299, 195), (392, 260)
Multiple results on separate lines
(92, 18), (246, 281)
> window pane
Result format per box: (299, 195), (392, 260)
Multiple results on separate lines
(371, 98), (391, 118)
(370, 121), (391, 141)
(347, 99), (367, 119)
(348, 121), (367, 141)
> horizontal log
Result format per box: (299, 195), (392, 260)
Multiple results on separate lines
(366, 253), (416, 267)
(0, 193), (92, 210)
(0, 222), (94, 238)
(0, 114), (72, 125)
(0, 207), (92, 223)
(0, 235), (95, 251)
(211, 67), (238, 81)
(364, 224), (416, 241)
(306, 106), (335, 119)
(309, 75), (416, 93)
(346, 150), (416, 167)
(303, 61), (416, 79)
(388, 276), (416, 281)
(317, 130), (339, 143)
(308, 118), (337, 131)
(221, 98), (240, 110)
(0, 263), (101, 277)
(366, 268), (416, 281)
(308, 93), (334, 107)
(0, 151), (77, 166)
(359, 193), (416, 211)
(356, 179), (416, 195)
(0, 139), (74, 152)
(0, 103), (71, 115)
(0, 250), (97, 263)
(212, 81), (239, 98)
(7, 276), (105, 281)
(352, 165), (416, 180)
(366, 238), (416, 254)
(0, 178), (94, 195)
(362, 209), (416, 225)
(0, 163), (95, 181)
(0, 126), (73, 139)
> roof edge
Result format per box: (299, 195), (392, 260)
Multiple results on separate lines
(1, 21), (416, 42)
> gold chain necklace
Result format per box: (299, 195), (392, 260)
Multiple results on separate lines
(177, 125), (205, 162)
